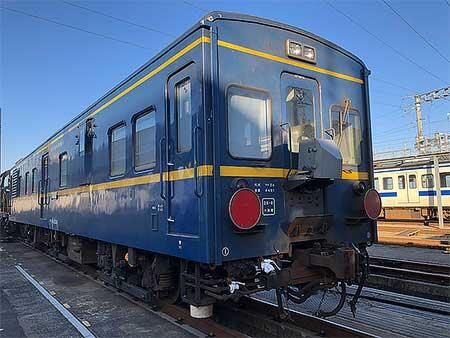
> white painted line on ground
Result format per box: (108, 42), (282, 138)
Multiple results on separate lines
(15, 265), (96, 338)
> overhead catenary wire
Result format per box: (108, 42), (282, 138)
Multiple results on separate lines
(60, 1), (176, 38)
(0, 6), (155, 51)
(381, 0), (450, 63)
(183, 0), (209, 14)
(324, 0), (449, 85)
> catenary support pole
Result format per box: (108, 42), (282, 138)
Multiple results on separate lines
(433, 155), (444, 229)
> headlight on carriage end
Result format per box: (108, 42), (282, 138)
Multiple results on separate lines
(229, 188), (261, 230)
(364, 189), (382, 220)
(286, 40), (316, 63)
(288, 40), (302, 57)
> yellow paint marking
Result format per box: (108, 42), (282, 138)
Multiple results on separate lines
(220, 166), (288, 178)
(220, 165), (368, 181)
(342, 170), (369, 180)
(50, 291), (56, 296)
(63, 303), (71, 309)
(217, 40), (364, 84)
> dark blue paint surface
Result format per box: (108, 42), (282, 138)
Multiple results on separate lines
(9, 13), (374, 265)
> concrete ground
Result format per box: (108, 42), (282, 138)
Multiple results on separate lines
(0, 239), (198, 338)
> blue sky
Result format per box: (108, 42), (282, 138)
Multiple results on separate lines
(1, 0), (449, 170)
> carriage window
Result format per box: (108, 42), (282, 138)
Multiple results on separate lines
(25, 172), (29, 195)
(228, 86), (271, 159)
(31, 168), (37, 193)
(331, 104), (362, 166)
(398, 175), (405, 190)
(374, 177), (379, 190)
(383, 177), (393, 190)
(441, 173), (450, 188)
(59, 153), (68, 187)
(134, 110), (156, 171)
(409, 175), (417, 189)
(176, 78), (192, 153)
(286, 86), (316, 152)
(110, 125), (126, 176)
(421, 174), (434, 188)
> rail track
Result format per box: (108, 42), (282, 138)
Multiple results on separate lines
(368, 257), (450, 302)
(3, 236), (374, 338)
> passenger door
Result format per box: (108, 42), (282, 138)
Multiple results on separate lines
(165, 64), (201, 235)
(39, 154), (50, 219)
(407, 172), (420, 203)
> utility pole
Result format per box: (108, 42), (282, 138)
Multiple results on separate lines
(410, 87), (450, 154)
(433, 155), (444, 229)
(414, 95), (424, 153)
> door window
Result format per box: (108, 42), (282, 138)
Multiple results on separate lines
(59, 153), (68, 187)
(176, 78), (192, 153)
(228, 86), (271, 159)
(31, 168), (37, 193)
(374, 177), (379, 190)
(398, 175), (405, 189)
(409, 175), (417, 189)
(25, 172), (29, 195)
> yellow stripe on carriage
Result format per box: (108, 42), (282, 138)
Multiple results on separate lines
(217, 40), (364, 84)
(220, 165), (369, 181)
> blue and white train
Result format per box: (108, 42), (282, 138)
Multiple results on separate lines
(374, 153), (450, 221)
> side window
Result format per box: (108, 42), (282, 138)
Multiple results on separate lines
(374, 177), (379, 191)
(421, 174), (434, 188)
(398, 175), (405, 190)
(383, 177), (393, 190)
(110, 124), (126, 176)
(176, 78), (192, 153)
(134, 110), (156, 171)
(331, 105), (362, 166)
(409, 175), (417, 189)
(31, 168), (37, 193)
(25, 172), (29, 195)
(440, 173), (450, 188)
(228, 86), (272, 159)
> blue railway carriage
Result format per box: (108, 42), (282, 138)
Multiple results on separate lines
(2, 12), (380, 317)
(374, 153), (450, 221)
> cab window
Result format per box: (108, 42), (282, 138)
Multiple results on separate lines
(284, 77), (319, 152)
(331, 104), (362, 166)
(421, 174), (434, 188)
(228, 86), (271, 159)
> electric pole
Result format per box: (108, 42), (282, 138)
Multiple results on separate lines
(411, 87), (450, 154)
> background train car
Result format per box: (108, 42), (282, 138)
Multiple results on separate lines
(374, 153), (450, 221)
(2, 12), (379, 317)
